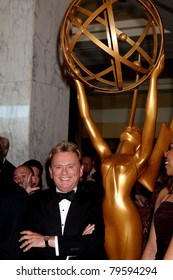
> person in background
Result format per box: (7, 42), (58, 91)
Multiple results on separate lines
(19, 141), (107, 260)
(81, 154), (94, 182)
(13, 164), (40, 195)
(0, 183), (29, 260)
(0, 145), (6, 184)
(0, 147), (29, 259)
(141, 139), (173, 260)
(80, 153), (103, 199)
(0, 136), (16, 185)
(24, 159), (43, 189)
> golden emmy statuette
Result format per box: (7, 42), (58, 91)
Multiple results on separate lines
(60, 0), (173, 259)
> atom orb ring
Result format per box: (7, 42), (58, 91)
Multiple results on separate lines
(60, 0), (164, 93)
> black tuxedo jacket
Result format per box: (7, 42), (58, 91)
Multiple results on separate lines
(0, 159), (16, 186)
(0, 182), (29, 259)
(22, 186), (107, 260)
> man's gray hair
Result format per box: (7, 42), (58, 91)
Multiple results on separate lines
(47, 140), (82, 166)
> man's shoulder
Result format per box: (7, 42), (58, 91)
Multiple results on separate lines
(29, 188), (55, 202)
(0, 181), (28, 196)
(4, 159), (15, 167)
(76, 182), (103, 204)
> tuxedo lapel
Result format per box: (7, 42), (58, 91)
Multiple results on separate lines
(41, 191), (62, 235)
(54, 200), (62, 236)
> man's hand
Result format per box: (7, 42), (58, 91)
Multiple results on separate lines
(19, 230), (45, 252)
(22, 174), (40, 195)
(82, 224), (95, 235)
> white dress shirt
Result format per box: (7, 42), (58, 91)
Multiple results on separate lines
(55, 188), (77, 256)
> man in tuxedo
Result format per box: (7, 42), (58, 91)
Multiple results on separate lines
(0, 147), (29, 259)
(19, 141), (107, 260)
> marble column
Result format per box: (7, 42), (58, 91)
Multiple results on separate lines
(0, 0), (70, 187)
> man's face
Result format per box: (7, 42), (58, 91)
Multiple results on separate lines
(49, 151), (83, 192)
(13, 166), (33, 189)
(82, 157), (93, 174)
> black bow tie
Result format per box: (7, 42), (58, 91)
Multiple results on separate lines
(56, 190), (75, 202)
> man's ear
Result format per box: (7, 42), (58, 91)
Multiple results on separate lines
(3, 148), (8, 157)
(80, 165), (84, 177)
(49, 167), (53, 178)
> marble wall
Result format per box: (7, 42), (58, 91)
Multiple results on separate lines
(0, 0), (70, 187)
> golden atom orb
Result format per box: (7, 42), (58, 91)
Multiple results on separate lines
(60, 0), (164, 93)
(119, 33), (128, 42)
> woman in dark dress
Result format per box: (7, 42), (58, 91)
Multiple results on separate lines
(141, 140), (173, 260)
